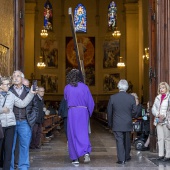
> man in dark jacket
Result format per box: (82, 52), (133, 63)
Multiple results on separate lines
(9, 70), (39, 170)
(107, 79), (137, 164)
(58, 98), (68, 139)
(30, 87), (45, 149)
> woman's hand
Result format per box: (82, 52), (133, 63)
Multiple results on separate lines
(159, 115), (166, 123)
(2, 107), (10, 114)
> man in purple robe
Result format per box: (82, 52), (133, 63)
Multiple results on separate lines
(64, 69), (94, 165)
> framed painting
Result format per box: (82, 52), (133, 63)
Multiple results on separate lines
(103, 73), (120, 92)
(41, 74), (58, 93)
(40, 40), (58, 68)
(103, 39), (120, 68)
(66, 36), (95, 86)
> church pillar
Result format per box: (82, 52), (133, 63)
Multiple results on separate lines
(25, 2), (36, 79)
(124, 3), (140, 95)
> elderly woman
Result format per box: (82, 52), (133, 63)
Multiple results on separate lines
(131, 93), (143, 118)
(152, 82), (170, 161)
(64, 69), (94, 165)
(0, 77), (35, 170)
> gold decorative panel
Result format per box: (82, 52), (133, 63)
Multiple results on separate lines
(0, 0), (14, 75)
(0, 44), (10, 76)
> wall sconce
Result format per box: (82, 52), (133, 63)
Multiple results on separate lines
(37, 56), (46, 69)
(143, 47), (149, 60)
(40, 27), (48, 38)
(117, 56), (125, 68)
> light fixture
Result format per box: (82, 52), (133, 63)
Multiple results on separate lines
(112, 27), (121, 39)
(117, 56), (125, 68)
(37, 56), (46, 69)
(143, 47), (149, 60)
(40, 28), (48, 38)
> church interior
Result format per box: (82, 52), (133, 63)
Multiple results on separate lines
(0, 0), (150, 106)
(2, 0), (168, 169)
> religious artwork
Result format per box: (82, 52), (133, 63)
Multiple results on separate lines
(44, 0), (53, 30)
(0, 44), (10, 76)
(40, 40), (58, 68)
(66, 37), (95, 86)
(74, 3), (87, 33)
(41, 74), (58, 93)
(103, 39), (120, 68)
(108, 1), (117, 30)
(103, 73), (120, 92)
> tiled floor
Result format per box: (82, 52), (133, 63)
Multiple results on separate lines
(29, 119), (170, 170)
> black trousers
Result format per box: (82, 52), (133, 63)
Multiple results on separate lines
(30, 123), (42, 148)
(113, 131), (131, 162)
(0, 125), (15, 170)
(63, 118), (67, 140)
(14, 136), (19, 166)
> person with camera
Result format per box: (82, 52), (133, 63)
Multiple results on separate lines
(0, 76), (36, 170)
(152, 82), (170, 161)
(9, 70), (39, 170)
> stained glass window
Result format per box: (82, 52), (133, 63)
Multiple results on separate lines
(108, 1), (117, 30)
(44, 0), (53, 30)
(74, 4), (87, 33)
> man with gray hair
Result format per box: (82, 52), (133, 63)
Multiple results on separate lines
(9, 70), (38, 170)
(107, 79), (137, 165)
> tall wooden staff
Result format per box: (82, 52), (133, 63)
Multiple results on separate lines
(68, 7), (85, 83)
(68, 7), (91, 133)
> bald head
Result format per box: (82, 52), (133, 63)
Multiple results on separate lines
(22, 78), (30, 87)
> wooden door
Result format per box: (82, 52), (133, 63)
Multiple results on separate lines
(149, 0), (170, 152)
(14, 0), (25, 71)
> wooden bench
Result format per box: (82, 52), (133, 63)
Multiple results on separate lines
(41, 115), (63, 144)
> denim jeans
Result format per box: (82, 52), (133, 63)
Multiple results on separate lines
(10, 120), (31, 170)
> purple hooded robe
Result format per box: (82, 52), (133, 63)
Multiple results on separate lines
(64, 82), (94, 160)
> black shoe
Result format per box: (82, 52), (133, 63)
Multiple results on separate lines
(35, 146), (41, 149)
(126, 156), (131, 161)
(116, 161), (125, 164)
(157, 156), (164, 160)
(162, 157), (170, 162)
(29, 146), (36, 149)
(14, 163), (18, 169)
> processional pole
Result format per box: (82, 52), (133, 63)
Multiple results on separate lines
(68, 7), (85, 83)
(68, 7), (91, 133)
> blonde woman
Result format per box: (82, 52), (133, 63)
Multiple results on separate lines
(152, 82), (170, 161)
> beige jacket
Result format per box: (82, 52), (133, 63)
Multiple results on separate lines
(0, 91), (34, 127)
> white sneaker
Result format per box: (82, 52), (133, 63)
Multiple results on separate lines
(72, 159), (79, 164)
(84, 154), (90, 163)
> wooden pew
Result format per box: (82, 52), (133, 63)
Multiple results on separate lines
(41, 115), (63, 144)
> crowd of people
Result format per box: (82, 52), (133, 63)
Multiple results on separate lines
(1, 68), (170, 169)
(107, 80), (170, 164)
(0, 69), (95, 169)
